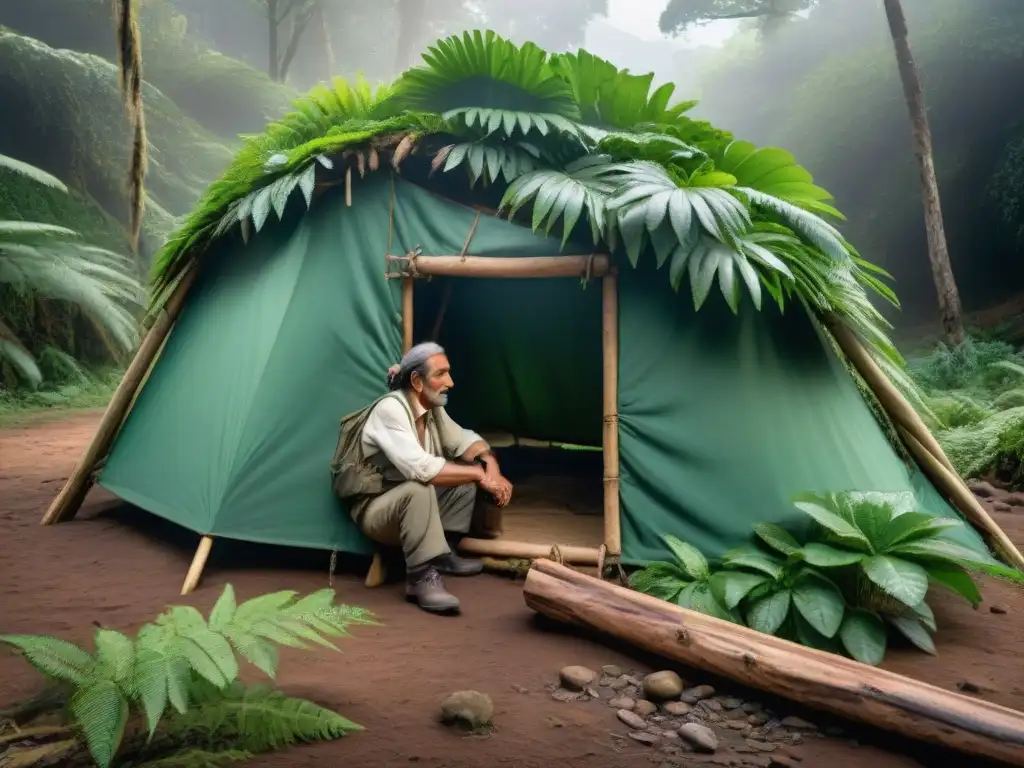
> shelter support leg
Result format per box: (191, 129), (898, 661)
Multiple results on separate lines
(181, 535), (214, 595)
(365, 550), (388, 588)
(41, 266), (197, 526)
(602, 271), (621, 556)
(826, 317), (1024, 570)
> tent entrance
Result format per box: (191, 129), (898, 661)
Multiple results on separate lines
(401, 255), (619, 569)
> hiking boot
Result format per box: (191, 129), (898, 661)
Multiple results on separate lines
(406, 566), (461, 614)
(434, 551), (484, 577)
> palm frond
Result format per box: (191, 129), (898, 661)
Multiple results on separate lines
(0, 153), (68, 191)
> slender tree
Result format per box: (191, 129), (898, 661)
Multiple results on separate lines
(660, 0), (966, 344)
(111, 0), (147, 254)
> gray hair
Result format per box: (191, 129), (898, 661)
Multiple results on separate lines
(387, 342), (446, 391)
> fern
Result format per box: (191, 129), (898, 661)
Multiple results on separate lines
(0, 585), (374, 768)
(137, 749), (252, 767)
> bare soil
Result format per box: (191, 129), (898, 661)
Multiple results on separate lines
(2, 415), (1024, 768)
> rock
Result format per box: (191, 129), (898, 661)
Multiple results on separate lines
(618, 709), (648, 730)
(700, 698), (724, 712)
(609, 696), (636, 710)
(551, 688), (582, 703)
(559, 665), (597, 691)
(748, 712), (769, 726)
(602, 664), (623, 677)
(743, 701), (764, 714)
(680, 684), (716, 703)
(664, 701), (693, 716)
(598, 676), (615, 687)
(439, 691), (493, 729)
(644, 670), (685, 700)
(726, 719), (749, 730)
(511, 684), (529, 694)
(746, 739), (777, 753)
(609, 677), (630, 691)
(780, 716), (816, 730)
(678, 722), (719, 753)
(991, 604), (1009, 614)
(628, 731), (660, 745)
(722, 697), (745, 709)
(634, 700), (658, 717)
(958, 681), (982, 694)
(970, 480), (999, 498)
(583, 686), (600, 699)
(992, 502), (1013, 513)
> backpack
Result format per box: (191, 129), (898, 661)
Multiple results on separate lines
(329, 393), (407, 501)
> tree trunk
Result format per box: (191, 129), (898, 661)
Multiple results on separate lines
(317, 0), (336, 79)
(395, 0), (427, 74)
(267, 0), (280, 80)
(279, 3), (315, 82)
(882, 0), (964, 346)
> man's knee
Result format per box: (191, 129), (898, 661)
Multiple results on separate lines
(394, 481), (437, 514)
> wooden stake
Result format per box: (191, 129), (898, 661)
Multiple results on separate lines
(344, 167), (352, 207)
(524, 559), (1024, 766)
(41, 265), (198, 526)
(898, 426), (1024, 570)
(392, 254), (609, 279)
(602, 272), (621, 556)
(181, 535), (213, 595)
(365, 550), (388, 588)
(401, 276), (413, 353)
(458, 537), (599, 565)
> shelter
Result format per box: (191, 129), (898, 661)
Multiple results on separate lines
(42, 31), (1024, 593)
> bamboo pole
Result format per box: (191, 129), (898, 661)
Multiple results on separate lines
(826, 318), (1024, 569)
(458, 537), (600, 565)
(602, 272), (621, 556)
(392, 254), (610, 279)
(898, 426), (1024, 570)
(180, 535), (214, 595)
(40, 265), (198, 526)
(827, 318), (958, 475)
(524, 559), (1024, 766)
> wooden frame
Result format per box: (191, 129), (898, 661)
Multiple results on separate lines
(363, 254), (615, 587)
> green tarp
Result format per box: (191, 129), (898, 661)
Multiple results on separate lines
(99, 173), (987, 563)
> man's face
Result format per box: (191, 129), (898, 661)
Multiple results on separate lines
(412, 353), (454, 407)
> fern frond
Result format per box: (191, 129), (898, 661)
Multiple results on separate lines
(136, 748), (252, 767)
(740, 188), (849, 262)
(164, 681), (362, 752)
(71, 678), (129, 768)
(0, 152), (68, 191)
(434, 141), (541, 186)
(0, 635), (95, 685)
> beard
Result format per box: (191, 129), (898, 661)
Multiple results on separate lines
(424, 387), (448, 408)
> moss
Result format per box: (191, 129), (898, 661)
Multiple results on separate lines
(938, 406), (1024, 479)
(0, 29), (232, 259)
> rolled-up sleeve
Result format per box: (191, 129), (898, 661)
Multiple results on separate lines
(362, 398), (446, 483)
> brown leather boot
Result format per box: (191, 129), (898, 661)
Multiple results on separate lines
(406, 565), (461, 614)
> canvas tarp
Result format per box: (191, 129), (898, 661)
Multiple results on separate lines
(99, 172), (987, 563)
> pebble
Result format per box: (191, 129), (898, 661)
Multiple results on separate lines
(748, 712), (769, 725)
(664, 701), (692, 716)
(634, 700), (658, 717)
(559, 666), (597, 691)
(990, 604), (1009, 614)
(551, 689), (582, 703)
(598, 676), (615, 687)
(722, 697), (745, 709)
(726, 719), (748, 730)
(628, 731), (660, 745)
(680, 684), (716, 703)
(609, 696), (636, 710)
(609, 677), (630, 691)
(958, 681), (982, 694)
(644, 670), (685, 700)
(678, 722), (719, 753)
(439, 691), (493, 729)
(602, 664), (623, 677)
(743, 701), (764, 714)
(780, 716), (816, 730)
(618, 709), (648, 730)
(746, 739), (777, 752)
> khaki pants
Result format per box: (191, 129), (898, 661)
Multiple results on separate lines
(353, 482), (477, 569)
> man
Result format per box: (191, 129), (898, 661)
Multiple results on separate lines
(330, 342), (513, 614)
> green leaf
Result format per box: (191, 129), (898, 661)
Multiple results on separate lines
(912, 601), (937, 633)
(861, 555), (930, 608)
(71, 679), (129, 768)
(839, 610), (887, 665)
(0, 635), (95, 685)
(688, 582), (738, 623)
(893, 539), (1024, 584)
(880, 513), (963, 550)
(793, 498), (872, 551)
(630, 561), (690, 601)
(888, 614), (936, 655)
(746, 589), (791, 636)
(132, 625), (172, 737)
(93, 629), (135, 692)
(709, 570), (769, 610)
(792, 612), (842, 653)
(791, 573), (846, 638)
(210, 585), (238, 632)
(924, 564), (982, 607)
(721, 545), (785, 580)
(753, 523), (800, 555)
(800, 543), (865, 568)
(662, 534), (710, 581)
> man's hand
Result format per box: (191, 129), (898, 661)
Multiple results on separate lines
(482, 463), (513, 507)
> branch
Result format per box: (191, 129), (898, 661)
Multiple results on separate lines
(278, 3), (316, 80)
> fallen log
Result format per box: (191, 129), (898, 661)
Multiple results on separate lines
(523, 558), (1024, 766)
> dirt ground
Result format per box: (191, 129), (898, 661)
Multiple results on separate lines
(2, 414), (1024, 768)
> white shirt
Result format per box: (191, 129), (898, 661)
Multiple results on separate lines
(361, 393), (485, 483)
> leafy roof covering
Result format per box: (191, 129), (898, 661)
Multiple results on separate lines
(152, 30), (908, 385)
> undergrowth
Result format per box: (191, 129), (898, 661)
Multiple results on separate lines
(0, 360), (121, 426)
(906, 332), (1024, 487)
